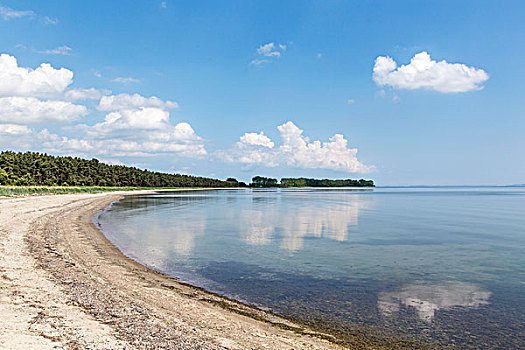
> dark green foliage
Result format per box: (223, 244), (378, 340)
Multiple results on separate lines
(0, 168), (9, 185)
(280, 177), (375, 187)
(226, 177), (248, 187)
(249, 176), (374, 188)
(0, 151), (245, 188)
(250, 176), (279, 188)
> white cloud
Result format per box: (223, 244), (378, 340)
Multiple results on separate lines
(75, 105), (206, 157)
(111, 76), (140, 84)
(44, 16), (58, 25)
(251, 42), (287, 66)
(257, 43), (282, 57)
(278, 122), (371, 172)
(220, 121), (373, 173)
(43, 45), (72, 55)
(87, 107), (171, 136)
(1, 5), (56, 25)
(37, 126), (206, 158)
(239, 131), (274, 148)
(38, 129), (94, 153)
(0, 5), (34, 20)
(97, 93), (179, 111)
(160, 1), (167, 8)
(0, 123), (31, 135)
(347, 99), (355, 104)
(373, 51), (489, 93)
(249, 59), (269, 66)
(0, 53), (206, 160)
(0, 53), (87, 126)
(0, 53), (73, 98)
(0, 96), (88, 124)
(64, 88), (110, 101)
(74, 90), (203, 157)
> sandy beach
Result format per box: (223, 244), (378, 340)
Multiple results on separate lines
(0, 191), (358, 349)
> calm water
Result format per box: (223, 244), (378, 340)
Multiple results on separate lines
(96, 187), (525, 348)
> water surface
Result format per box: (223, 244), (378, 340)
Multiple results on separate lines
(96, 187), (525, 348)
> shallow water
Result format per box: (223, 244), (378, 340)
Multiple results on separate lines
(96, 187), (525, 348)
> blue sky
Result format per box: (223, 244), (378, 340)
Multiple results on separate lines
(0, 0), (524, 185)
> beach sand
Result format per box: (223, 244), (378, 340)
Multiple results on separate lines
(0, 191), (355, 349)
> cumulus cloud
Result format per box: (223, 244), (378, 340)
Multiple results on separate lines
(97, 93), (179, 111)
(0, 54), (90, 125)
(38, 129), (94, 153)
(73, 90), (204, 157)
(0, 5), (34, 20)
(64, 88), (110, 101)
(86, 108), (171, 137)
(251, 42), (286, 66)
(38, 126), (206, 158)
(0, 53), (73, 98)
(239, 131), (274, 148)
(220, 121), (372, 173)
(0, 123), (31, 135)
(77, 101), (206, 157)
(373, 51), (489, 93)
(0, 53), (205, 160)
(0, 97), (88, 124)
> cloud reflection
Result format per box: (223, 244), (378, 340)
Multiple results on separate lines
(239, 210), (275, 245)
(108, 217), (206, 269)
(238, 194), (365, 251)
(377, 282), (491, 322)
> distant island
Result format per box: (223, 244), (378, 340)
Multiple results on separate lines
(250, 176), (375, 188)
(0, 151), (374, 189)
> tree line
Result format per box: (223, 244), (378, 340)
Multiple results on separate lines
(0, 151), (374, 188)
(0, 151), (243, 188)
(251, 176), (374, 188)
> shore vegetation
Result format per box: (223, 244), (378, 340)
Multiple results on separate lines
(250, 176), (375, 188)
(0, 151), (243, 188)
(0, 186), (153, 197)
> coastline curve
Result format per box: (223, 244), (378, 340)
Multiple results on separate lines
(1, 191), (422, 349)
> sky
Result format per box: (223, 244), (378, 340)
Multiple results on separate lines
(0, 0), (524, 185)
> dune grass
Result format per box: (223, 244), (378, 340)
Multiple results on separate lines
(0, 186), (151, 197)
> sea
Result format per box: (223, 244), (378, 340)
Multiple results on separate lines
(95, 187), (525, 349)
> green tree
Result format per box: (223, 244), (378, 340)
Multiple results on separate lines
(0, 168), (9, 185)
(251, 176), (279, 188)
(0, 151), (249, 188)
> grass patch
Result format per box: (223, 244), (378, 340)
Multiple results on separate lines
(0, 186), (161, 197)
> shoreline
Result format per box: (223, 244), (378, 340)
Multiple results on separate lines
(0, 190), (418, 349)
